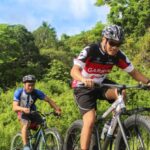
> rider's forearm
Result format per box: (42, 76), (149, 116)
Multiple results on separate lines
(13, 101), (30, 114)
(129, 69), (149, 84)
(49, 100), (59, 110)
(13, 104), (24, 112)
(45, 96), (60, 110)
(70, 66), (84, 82)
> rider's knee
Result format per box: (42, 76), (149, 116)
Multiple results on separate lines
(83, 112), (96, 128)
(21, 121), (30, 131)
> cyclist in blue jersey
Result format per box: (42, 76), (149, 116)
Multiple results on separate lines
(13, 74), (61, 150)
(70, 25), (150, 150)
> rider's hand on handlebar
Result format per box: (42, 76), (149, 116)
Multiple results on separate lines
(22, 108), (30, 114)
(147, 80), (150, 86)
(81, 78), (94, 88)
(54, 107), (61, 116)
(147, 80), (150, 89)
(139, 80), (150, 90)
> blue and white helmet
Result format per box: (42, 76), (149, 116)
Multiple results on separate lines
(102, 25), (124, 43)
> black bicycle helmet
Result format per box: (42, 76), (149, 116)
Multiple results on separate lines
(102, 25), (124, 43)
(22, 75), (36, 83)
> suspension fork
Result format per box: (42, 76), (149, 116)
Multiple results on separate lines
(40, 129), (50, 149)
(40, 129), (46, 143)
(117, 115), (130, 150)
(32, 129), (42, 150)
(94, 126), (101, 150)
(134, 126), (145, 149)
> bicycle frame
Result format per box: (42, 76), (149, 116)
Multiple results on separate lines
(94, 95), (130, 150)
(11, 111), (62, 150)
(28, 111), (56, 150)
(63, 83), (150, 150)
(28, 125), (47, 150)
(93, 83), (150, 150)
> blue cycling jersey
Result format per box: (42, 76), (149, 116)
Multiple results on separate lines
(13, 88), (45, 110)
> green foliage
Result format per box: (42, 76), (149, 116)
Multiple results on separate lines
(44, 59), (70, 82)
(0, 2), (150, 149)
(0, 87), (20, 150)
(36, 82), (80, 135)
(63, 22), (104, 55)
(33, 21), (58, 49)
(96, 0), (150, 38)
(0, 81), (79, 149)
(1, 75), (150, 150)
(36, 80), (69, 96)
(40, 48), (73, 66)
(0, 24), (44, 89)
(133, 30), (150, 67)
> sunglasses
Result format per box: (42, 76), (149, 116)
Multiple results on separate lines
(108, 40), (121, 47)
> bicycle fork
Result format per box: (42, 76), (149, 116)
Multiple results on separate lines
(39, 129), (51, 150)
(117, 115), (130, 150)
(102, 115), (130, 150)
(95, 127), (101, 150)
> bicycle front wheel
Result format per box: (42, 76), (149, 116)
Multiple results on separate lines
(39, 128), (63, 150)
(115, 115), (150, 150)
(10, 132), (23, 150)
(63, 120), (97, 150)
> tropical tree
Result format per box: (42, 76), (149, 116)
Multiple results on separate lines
(63, 22), (104, 55)
(95, 0), (150, 37)
(33, 21), (58, 49)
(0, 24), (41, 89)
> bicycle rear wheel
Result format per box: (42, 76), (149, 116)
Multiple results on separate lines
(10, 132), (23, 150)
(39, 128), (63, 150)
(115, 115), (150, 150)
(63, 120), (97, 150)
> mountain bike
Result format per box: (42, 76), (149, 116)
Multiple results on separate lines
(64, 83), (150, 150)
(11, 111), (63, 150)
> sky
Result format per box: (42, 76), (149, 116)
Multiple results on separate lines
(0, 0), (110, 37)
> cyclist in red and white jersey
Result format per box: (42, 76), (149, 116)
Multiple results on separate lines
(70, 25), (150, 150)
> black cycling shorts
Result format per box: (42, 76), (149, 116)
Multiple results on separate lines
(18, 111), (43, 125)
(74, 79), (117, 115)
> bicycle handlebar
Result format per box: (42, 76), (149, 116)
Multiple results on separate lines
(96, 83), (149, 90)
(78, 82), (149, 90)
(30, 111), (60, 117)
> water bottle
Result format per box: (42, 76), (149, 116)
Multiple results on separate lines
(101, 122), (110, 140)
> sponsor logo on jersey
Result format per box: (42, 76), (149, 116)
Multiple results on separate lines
(87, 68), (111, 74)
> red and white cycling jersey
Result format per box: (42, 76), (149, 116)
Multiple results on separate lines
(72, 43), (134, 88)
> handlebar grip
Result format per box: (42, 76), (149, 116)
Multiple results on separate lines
(53, 112), (61, 117)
